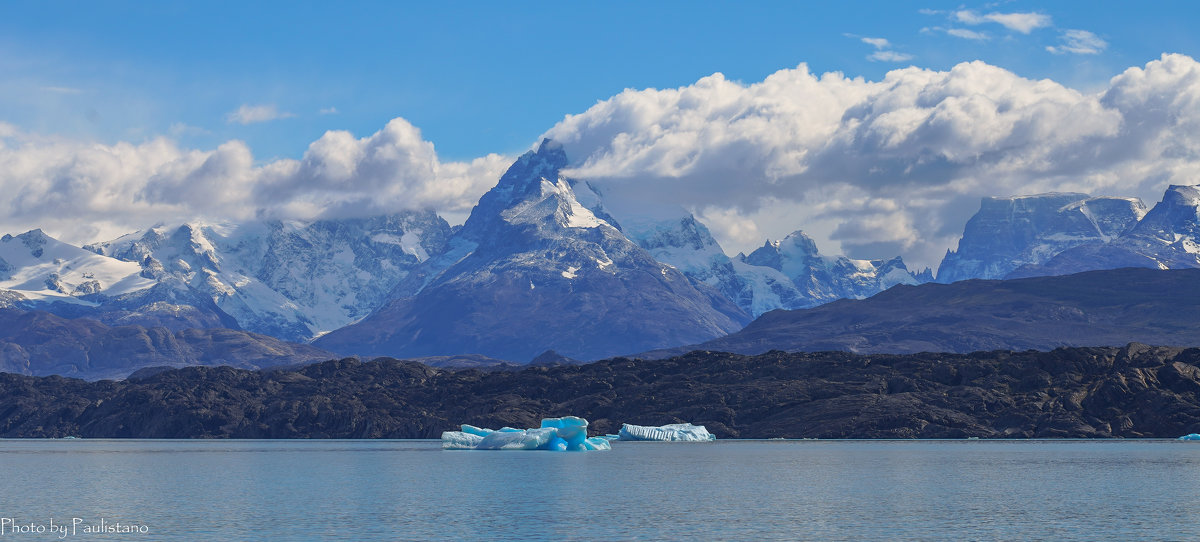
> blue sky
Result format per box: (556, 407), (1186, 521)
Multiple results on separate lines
(3, 1), (1195, 161)
(2, 2), (1200, 269)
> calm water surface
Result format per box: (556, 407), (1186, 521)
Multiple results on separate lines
(0, 439), (1197, 540)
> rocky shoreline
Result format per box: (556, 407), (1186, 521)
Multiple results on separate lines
(3, 343), (1200, 439)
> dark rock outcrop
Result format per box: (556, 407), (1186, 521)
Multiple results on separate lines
(5, 345), (1200, 439)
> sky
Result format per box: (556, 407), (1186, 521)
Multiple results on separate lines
(1, 1), (1199, 271)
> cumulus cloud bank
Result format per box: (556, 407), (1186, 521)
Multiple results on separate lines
(4, 55), (1200, 271)
(544, 54), (1200, 268)
(0, 118), (509, 243)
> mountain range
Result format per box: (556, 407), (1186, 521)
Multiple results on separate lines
(4, 140), (1200, 376)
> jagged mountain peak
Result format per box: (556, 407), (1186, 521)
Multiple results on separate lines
(743, 230), (820, 273)
(474, 138), (568, 209)
(316, 146), (749, 361)
(457, 138), (612, 246)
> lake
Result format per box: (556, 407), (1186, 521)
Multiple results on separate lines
(0, 439), (1198, 540)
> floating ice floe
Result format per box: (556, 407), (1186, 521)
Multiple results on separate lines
(617, 423), (716, 442)
(442, 416), (612, 451)
(1179, 433), (1200, 441)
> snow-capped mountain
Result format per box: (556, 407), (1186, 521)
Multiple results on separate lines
(1114, 184), (1200, 267)
(619, 214), (927, 318)
(737, 231), (922, 310)
(86, 212), (453, 341)
(624, 215), (769, 311)
(315, 140), (750, 361)
(0, 229), (237, 330)
(0, 229), (155, 302)
(1010, 185), (1200, 277)
(10, 141), (1195, 364)
(937, 193), (1147, 282)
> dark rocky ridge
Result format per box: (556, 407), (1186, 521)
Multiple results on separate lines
(4, 344), (1200, 439)
(650, 267), (1200, 358)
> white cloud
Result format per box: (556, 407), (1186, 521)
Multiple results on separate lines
(869, 51), (915, 63)
(0, 118), (510, 244)
(225, 104), (296, 125)
(946, 28), (989, 40)
(954, 10), (1052, 33)
(861, 37), (890, 49)
(849, 34), (911, 64)
(543, 54), (1200, 269)
(1046, 30), (1108, 55)
(319, 107), (339, 115)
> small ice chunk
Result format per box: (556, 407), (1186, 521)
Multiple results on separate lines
(618, 423), (716, 442)
(1179, 433), (1200, 441)
(441, 431), (485, 450)
(583, 437), (612, 451)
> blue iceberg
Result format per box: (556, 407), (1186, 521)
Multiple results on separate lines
(617, 423), (716, 442)
(1179, 433), (1200, 441)
(442, 416), (612, 451)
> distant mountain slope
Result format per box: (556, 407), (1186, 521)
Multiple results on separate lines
(0, 309), (334, 380)
(648, 268), (1200, 357)
(316, 140), (749, 361)
(1011, 185), (1200, 278)
(936, 193), (1146, 283)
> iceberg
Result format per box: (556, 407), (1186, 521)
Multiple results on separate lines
(617, 423), (716, 442)
(1179, 433), (1200, 441)
(441, 416), (611, 451)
